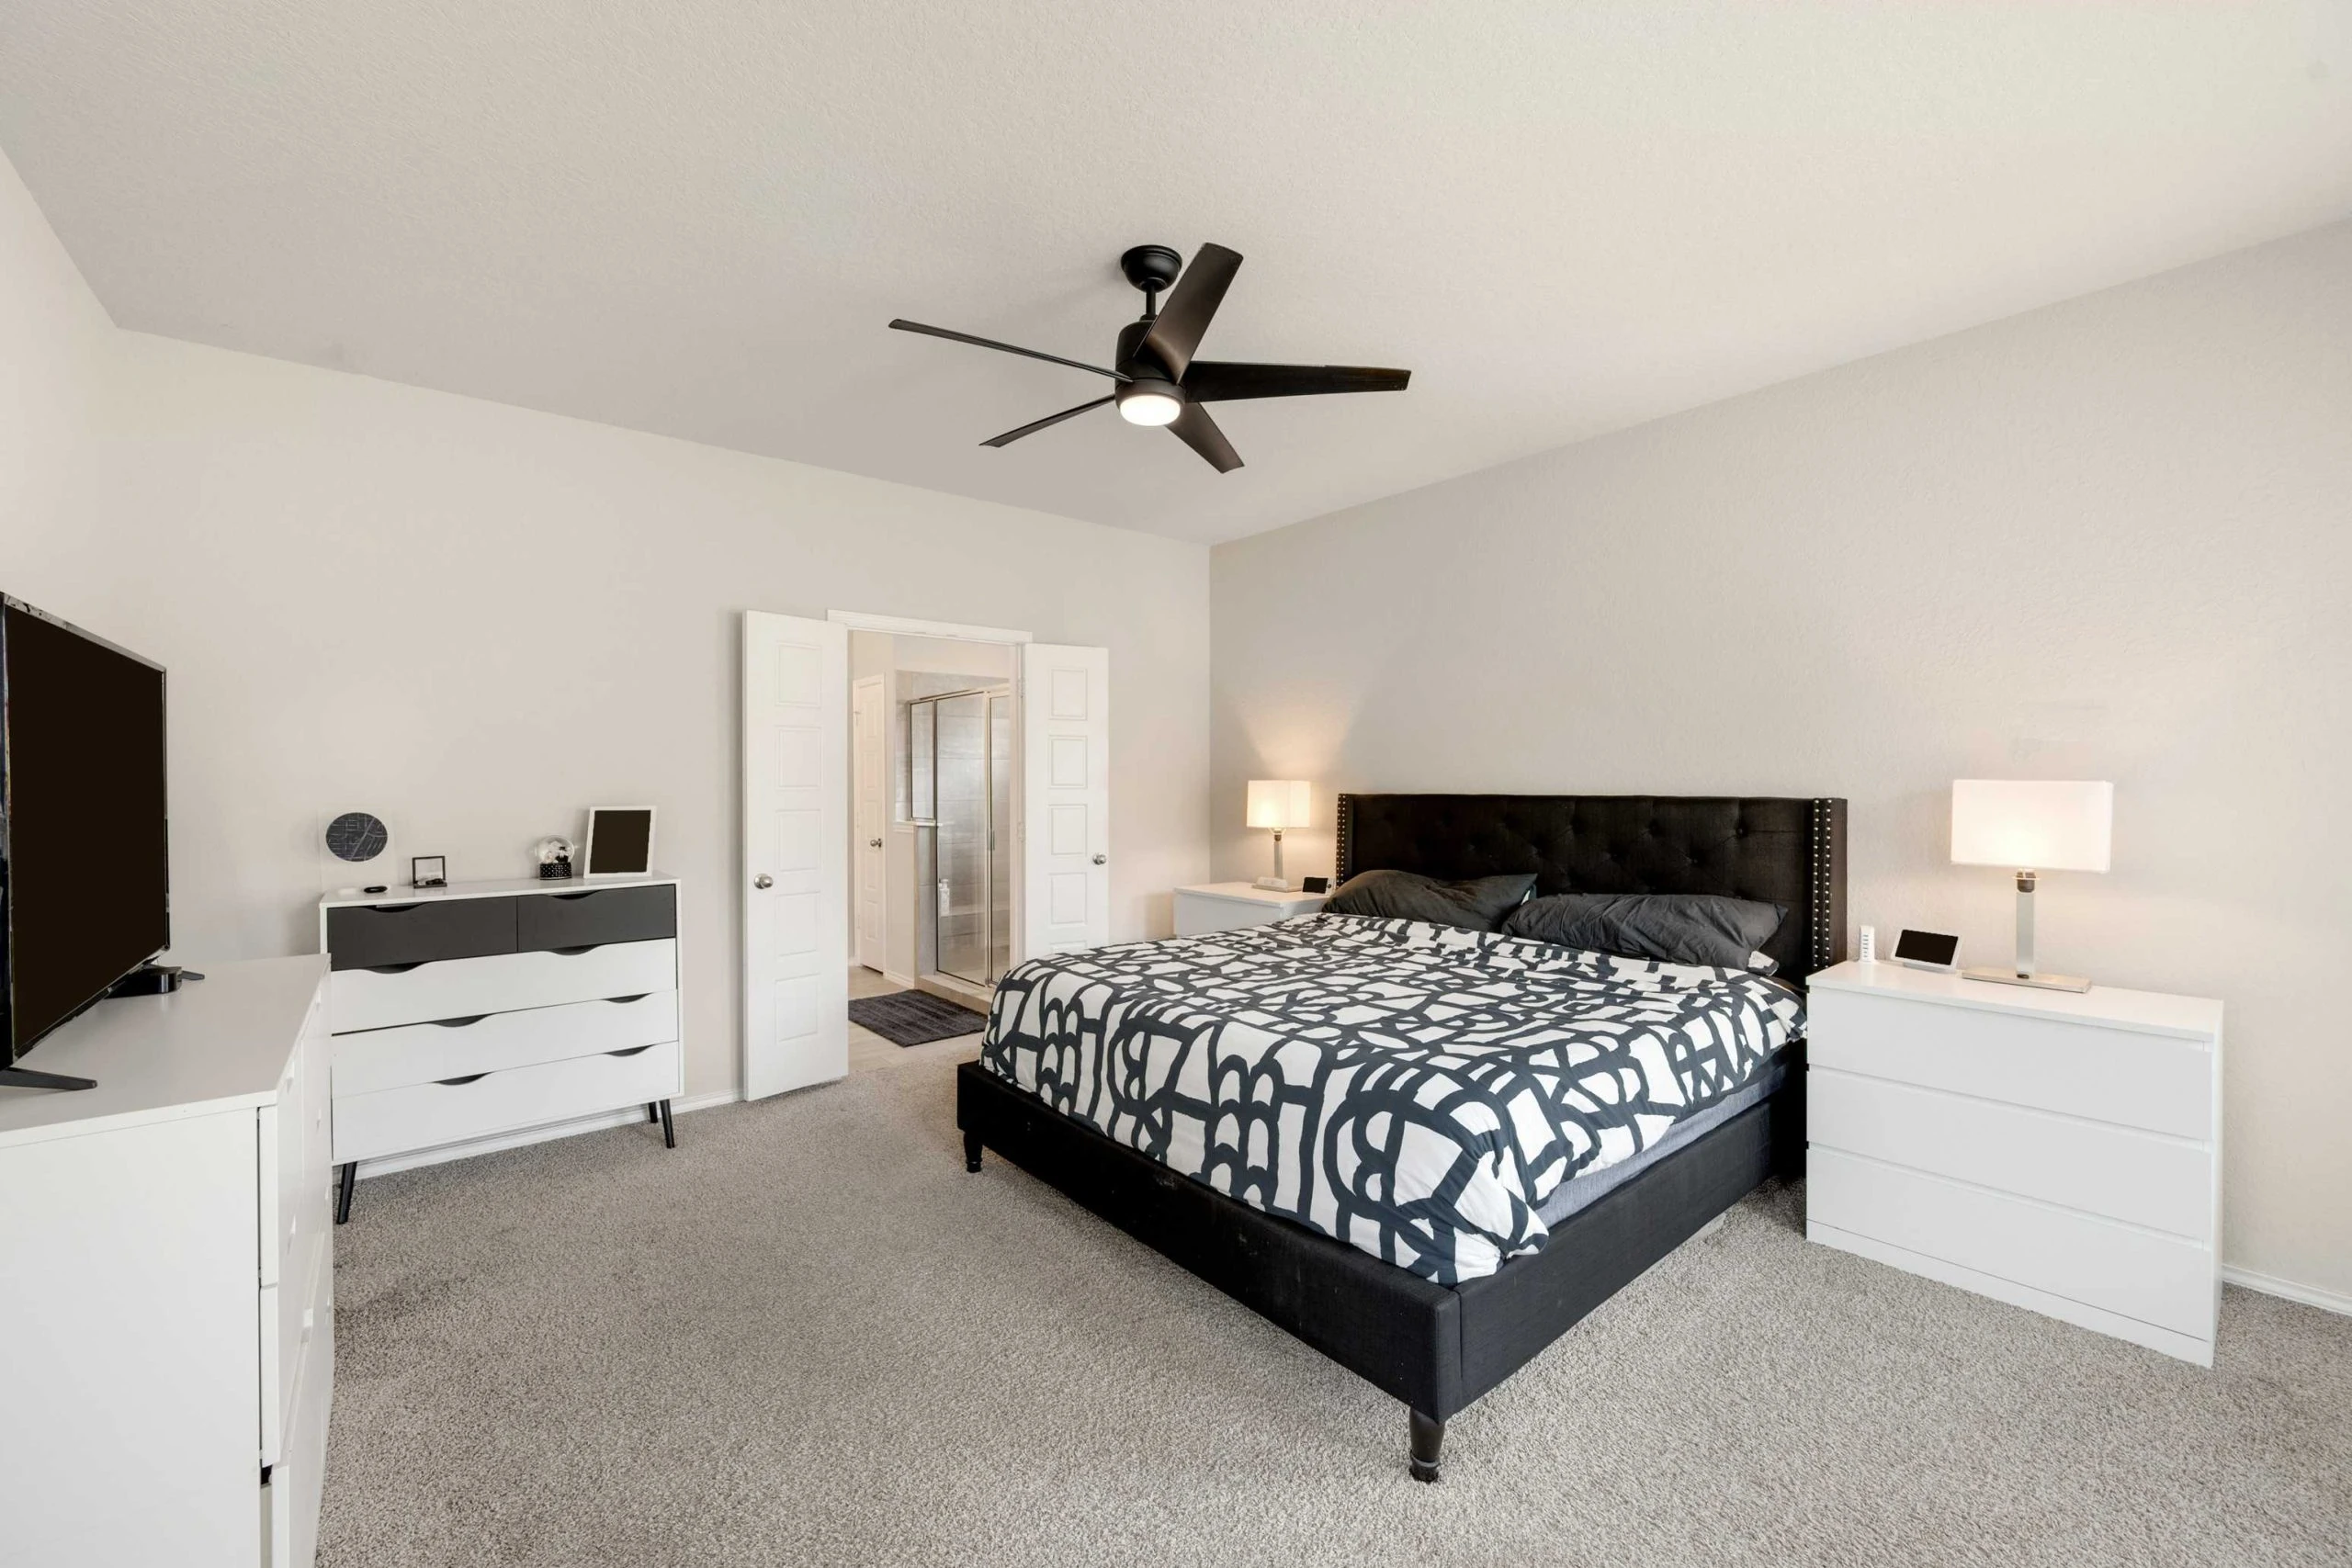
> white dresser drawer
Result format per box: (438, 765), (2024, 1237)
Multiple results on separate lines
(334, 1038), (680, 1164)
(329, 940), (676, 1032)
(1808, 1067), (2214, 1243)
(334, 990), (679, 1096)
(1808, 1146), (2214, 1340)
(1807, 987), (2212, 1139)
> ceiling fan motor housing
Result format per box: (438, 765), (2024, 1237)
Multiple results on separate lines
(1118, 243), (1185, 296)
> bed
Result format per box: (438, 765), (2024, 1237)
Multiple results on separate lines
(956, 793), (1848, 1480)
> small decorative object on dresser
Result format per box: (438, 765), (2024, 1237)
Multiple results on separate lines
(1805, 957), (2222, 1365)
(1245, 779), (1311, 891)
(320, 874), (684, 1222)
(584, 806), (657, 878)
(535, 835), (574, 879)
(1951, 779), (2113, 992)
(1892, 928), (1959, 972)
(1173, 881), (1326, 937)
(410, 854), (447, 889)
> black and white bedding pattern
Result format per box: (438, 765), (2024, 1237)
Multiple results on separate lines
(979, 912), (1804, 1283)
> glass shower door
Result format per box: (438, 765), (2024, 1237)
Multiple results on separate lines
(933, 693), (990, 986)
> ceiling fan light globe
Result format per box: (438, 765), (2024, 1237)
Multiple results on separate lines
(1116, 381), (1183, 427)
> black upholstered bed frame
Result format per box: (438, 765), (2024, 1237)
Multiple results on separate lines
(956, 793), (1847, 1481)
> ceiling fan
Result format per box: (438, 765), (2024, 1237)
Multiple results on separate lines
(888, 243), (1409, 473)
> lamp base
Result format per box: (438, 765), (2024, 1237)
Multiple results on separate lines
(1253, 875), (1298, 893)
(1962, 965), (2092, 994)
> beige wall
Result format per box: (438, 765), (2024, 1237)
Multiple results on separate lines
(1, 152), (1210, 1105)
(1211, 220), (2352, 1299)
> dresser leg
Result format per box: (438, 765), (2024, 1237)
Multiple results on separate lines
(647, 1101), (660, 1124)
(657, 1099), (675, 1149)
(334, 1161), (356, 1225)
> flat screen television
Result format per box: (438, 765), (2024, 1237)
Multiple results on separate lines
(0, 593), (169, 1084)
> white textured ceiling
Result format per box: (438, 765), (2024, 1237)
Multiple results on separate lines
(5, 3), (2349, 544)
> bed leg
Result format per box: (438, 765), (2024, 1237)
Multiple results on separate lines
(963, 1130), (983, 1173)
(1408, 1408), (1445, 1483)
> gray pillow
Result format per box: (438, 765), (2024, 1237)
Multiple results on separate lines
(1325, 869), (1537, 932)
(1503, 892), (1788, 972)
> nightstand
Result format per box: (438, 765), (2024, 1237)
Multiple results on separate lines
(1804, 959), (2223, 1365)
(1173, 882), (1327, 937)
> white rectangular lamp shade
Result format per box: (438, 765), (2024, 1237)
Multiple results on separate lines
(1246, 779), (1311, 830)
(1951, 780), (2112, 871)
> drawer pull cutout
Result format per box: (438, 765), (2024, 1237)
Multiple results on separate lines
(551, 945), (602, 957)
(430, 1014), (490, 1029)
(605, 1044), (654, 1058)
(553, 892), (595, 901)
(366, 962), (428, 975)
(603, 993), (650, 1005)
(435, 1073), (491, 1087)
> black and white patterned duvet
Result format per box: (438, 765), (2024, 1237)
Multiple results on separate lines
(980, 913), (1803, 1284)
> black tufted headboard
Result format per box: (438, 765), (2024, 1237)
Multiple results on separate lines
(1333, 794), (1849, 980)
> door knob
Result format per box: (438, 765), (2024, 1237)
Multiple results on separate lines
(753, 874), (774, 889)
(1091, 853), (1106, 865)
(869, 838), (883, 849)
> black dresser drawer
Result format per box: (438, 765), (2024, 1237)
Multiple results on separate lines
(326, 897), (518, 972)
(515, 884), (677, 953)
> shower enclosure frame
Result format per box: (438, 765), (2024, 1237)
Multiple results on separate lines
(904, 684), (1015, 991)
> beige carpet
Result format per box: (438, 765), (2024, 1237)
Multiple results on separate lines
(321, 1055), (2352, 1567)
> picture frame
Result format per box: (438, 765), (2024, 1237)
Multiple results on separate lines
(410, 854), (447, 889)
(583, 807), (657, 880)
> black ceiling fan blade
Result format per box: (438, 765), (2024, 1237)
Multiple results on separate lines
(1136, 243), (1241, 379)
(1167, 401), (1242, 473)
(979, 395), (1114, 447)
(1181, 362), (1412, 402)
(888, 319), (1129, 382)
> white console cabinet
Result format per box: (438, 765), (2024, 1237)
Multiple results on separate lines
(320, 875), (684, 1219)
(0, 956), (334, 1568)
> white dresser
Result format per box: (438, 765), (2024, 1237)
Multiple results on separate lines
(0, 956), (334, 1568)
(321, 875), (684, 1220)
(1173, 881), (1328, 936)
(1804, 959), (2223, 1365)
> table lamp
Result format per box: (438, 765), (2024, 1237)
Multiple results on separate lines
(1950, 779), (2112, 993)
(1247, 780), (1311, 892)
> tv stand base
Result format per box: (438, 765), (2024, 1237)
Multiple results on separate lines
(0, 1066), (97, 1092)
(106, 964), (204, 998)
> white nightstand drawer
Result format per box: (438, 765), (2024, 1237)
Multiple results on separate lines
(333, 990), (679, 1096)
(329, 940), (677, 1032)
(1808, 1147), (2214, 1340)
(1808, 1067), (2213, 1242)
(334, 1038), (680, 1164)
(1808, 987), (2211, 1139)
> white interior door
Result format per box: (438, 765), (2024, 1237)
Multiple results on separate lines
(852, 675), (887, 973)
(1021, 643), (1111, 958)
(742, 611), (849, 1100)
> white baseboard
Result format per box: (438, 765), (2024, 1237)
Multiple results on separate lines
(882, 969), (915, 989)
(356, 1089), (742, 1179)
(2223, 1266), (2352, 1319)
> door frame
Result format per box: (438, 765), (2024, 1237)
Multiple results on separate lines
(851, 673), (888, 976)
(827, 610), (1034, 981)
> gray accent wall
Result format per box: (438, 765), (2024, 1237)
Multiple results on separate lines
(1211, 220), (2352, 1302)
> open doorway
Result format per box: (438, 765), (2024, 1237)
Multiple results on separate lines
(843, 626), (1016, 1075)
(739, 611), (1109, 1100)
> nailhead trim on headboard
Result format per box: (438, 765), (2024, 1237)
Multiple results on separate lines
(1811, 797), (1834, 970)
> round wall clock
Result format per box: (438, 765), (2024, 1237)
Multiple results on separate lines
(324, 811), (390, 863)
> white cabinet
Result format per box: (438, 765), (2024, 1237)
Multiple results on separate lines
(0, 956), (334, 1568)
(1804, 959), (2222, 1365)
(320, 876), (684, 1217)
(1173, 882), (1327, 936)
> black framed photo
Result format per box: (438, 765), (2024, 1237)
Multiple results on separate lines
(410, 854), (447, 889)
